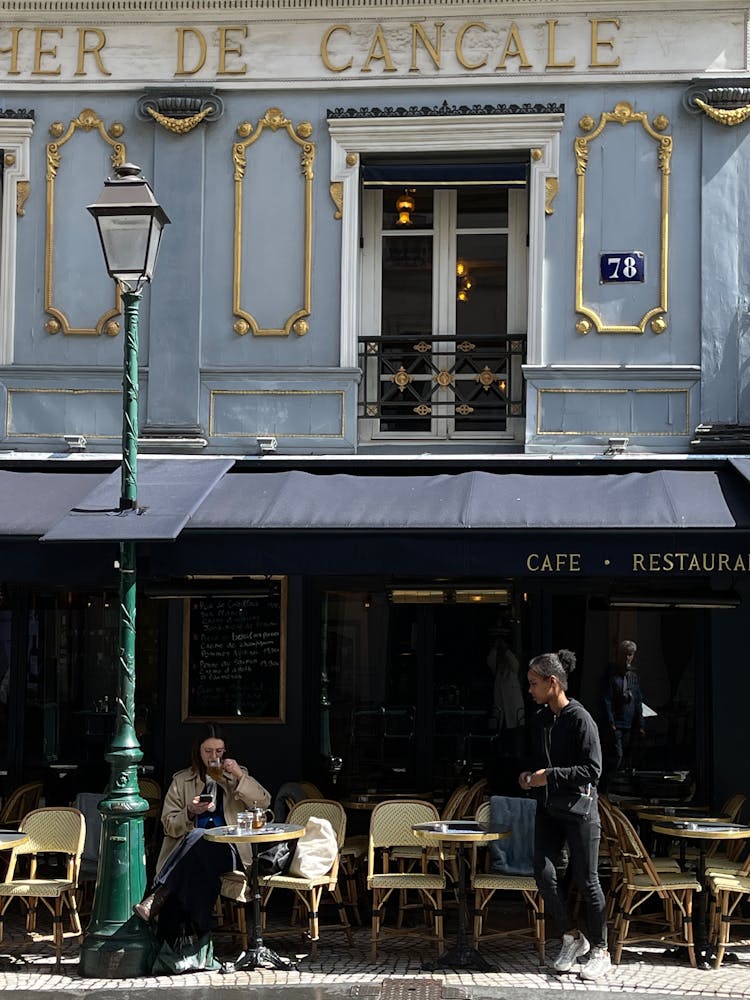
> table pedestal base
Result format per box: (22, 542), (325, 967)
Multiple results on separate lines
(422, 943), (494, 972)
(221, 945), (298, 972)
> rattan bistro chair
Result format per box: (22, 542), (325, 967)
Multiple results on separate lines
(367, 799), (446, 961)
(471, 799), (545, 963)
(0, 807), (86, 969)
(259, 799), (353, 958)
(0, 782), (43, 829)
(608, 803), (701, 967)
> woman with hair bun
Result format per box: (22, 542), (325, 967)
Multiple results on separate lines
(519, 649), (610, 982)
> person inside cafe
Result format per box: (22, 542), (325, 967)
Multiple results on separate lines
(519, 649), (611, 982)
(602, 639), (644, 775)
(487, 630), (526, 758)
(133, 722), (271, 945)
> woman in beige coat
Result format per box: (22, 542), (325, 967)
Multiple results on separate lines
(134, 723), (271, 939)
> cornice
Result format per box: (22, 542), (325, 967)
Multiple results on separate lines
(0, 0), (747, 12)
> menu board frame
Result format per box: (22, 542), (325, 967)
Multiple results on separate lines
(181, 577), (287, 724)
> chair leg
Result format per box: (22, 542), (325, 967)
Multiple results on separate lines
(371, 891), (381, 961)
(331, 884), (354, 946)
(67, 889), (82, 937)
(472, 888), (486, 948)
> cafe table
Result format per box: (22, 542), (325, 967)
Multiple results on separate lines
(411, 819), (507, 972)
(0, 830), (28, 851)
(651, 819), (750, 969)
(205, 822), (305, 971)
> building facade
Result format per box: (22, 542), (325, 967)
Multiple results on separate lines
(0, 0), (749, 808)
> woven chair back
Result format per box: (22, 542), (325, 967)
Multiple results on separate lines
(287, 798), (347, 848)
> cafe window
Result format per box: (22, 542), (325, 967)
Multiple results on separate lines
(358, 176), (527, 440)
(0, 590), (161, 793)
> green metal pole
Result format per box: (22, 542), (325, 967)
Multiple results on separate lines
(79, 288), (152, 978)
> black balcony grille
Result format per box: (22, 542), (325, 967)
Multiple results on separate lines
(357, 334), (526, 433)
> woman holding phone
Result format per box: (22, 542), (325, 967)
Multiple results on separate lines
(133, 722), (271, 937)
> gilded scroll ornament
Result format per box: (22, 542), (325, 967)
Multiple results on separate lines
(545, 177), (559, 216)
(574, 101), (670, 335)
(45, 110), (125, 336)
(16, 180), (29, 217)
(330, 181), (343, 220)
(233, 108), (315, 336)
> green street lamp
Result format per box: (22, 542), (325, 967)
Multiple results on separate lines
(79, 163), (170, 978)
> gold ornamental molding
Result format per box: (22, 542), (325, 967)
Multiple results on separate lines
(45, 109), (125, 336)
(684, 83), (750, 127)
(574, 101), (671, 336)
(232, 107), (315, 337)
(137, 90), (223, 135)
(330, 180), (343, 219)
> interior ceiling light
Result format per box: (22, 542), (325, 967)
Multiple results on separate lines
(395, 189), (416, 226)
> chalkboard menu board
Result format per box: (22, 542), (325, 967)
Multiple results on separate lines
(181, 578), (286, 723)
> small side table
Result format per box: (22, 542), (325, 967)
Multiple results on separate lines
(412, 820), (507, 972)
(205, 822), (304, 971)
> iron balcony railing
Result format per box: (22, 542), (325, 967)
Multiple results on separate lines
(357, 333), (526, 433)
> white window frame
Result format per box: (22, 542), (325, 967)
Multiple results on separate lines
(0, 119), (33, 366)
(328, 113), (563, 375)
(360, 185), (527, 442)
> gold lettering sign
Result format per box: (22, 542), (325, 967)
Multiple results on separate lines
(526, 553), (582, 572)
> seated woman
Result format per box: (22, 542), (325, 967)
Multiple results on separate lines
(134, 722), (271, 942)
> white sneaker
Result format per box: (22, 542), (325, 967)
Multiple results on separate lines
(553, 932), (590, 973)
(579, 947), (612, 981)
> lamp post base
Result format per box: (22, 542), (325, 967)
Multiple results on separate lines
(79, 917), (155, 979)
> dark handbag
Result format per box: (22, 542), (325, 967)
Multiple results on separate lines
(257, 839), (293, 876)
(546, 786), (594, 822)
(150, 927), (220, 975)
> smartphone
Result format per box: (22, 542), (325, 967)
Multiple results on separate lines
(197, 793), (213, 803)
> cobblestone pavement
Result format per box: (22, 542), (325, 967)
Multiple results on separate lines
(2, 912), (750, 997)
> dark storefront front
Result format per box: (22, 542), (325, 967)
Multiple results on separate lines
(0, 457), (748, 809)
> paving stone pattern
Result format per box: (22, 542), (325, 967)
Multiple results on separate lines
(2, 911), (750, 995)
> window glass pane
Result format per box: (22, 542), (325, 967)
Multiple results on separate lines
(455, 232), (509, 432)
(380, 233), (433, 432)
(457, 187), (508, 229)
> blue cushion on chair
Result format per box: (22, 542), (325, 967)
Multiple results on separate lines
(489, 796), (535, 874)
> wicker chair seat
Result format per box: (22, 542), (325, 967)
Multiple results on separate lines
(0, 878), (76, 897)
(368, 872), (445, 890)
(261, 872), (337, 890)
(472, 872), (537, 891)
(623, 871), (702, 892)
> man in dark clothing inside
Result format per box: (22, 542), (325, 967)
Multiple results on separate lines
(602, 639), (644, 774)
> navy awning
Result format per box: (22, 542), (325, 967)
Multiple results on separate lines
(361, 161), (527, 187)
(0, 464), (747, 547)
(41, 458), (234, 542)
(186, 469), (739, 531)
(0, 469), (110, 537)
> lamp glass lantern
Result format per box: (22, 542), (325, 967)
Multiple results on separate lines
(87, 163), (170, 288)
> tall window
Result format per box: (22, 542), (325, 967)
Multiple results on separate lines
(359, 178), (527, 440)
(329, 111), (564, 450)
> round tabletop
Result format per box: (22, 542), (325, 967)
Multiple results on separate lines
(204, 823), (305, 845)
(651, 820), (750, 842)
(638, 810), (725, 825)
(0, 830), (28, 849)
(412, 822), (508, 845)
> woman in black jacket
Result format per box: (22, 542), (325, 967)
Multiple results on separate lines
(518, 649), (610, 982)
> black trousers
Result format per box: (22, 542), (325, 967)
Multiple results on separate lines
(157, 835), (236, 943)
(533, 803), (607, 950)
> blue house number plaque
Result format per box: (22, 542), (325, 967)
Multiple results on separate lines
(600, 252), (645, 283)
